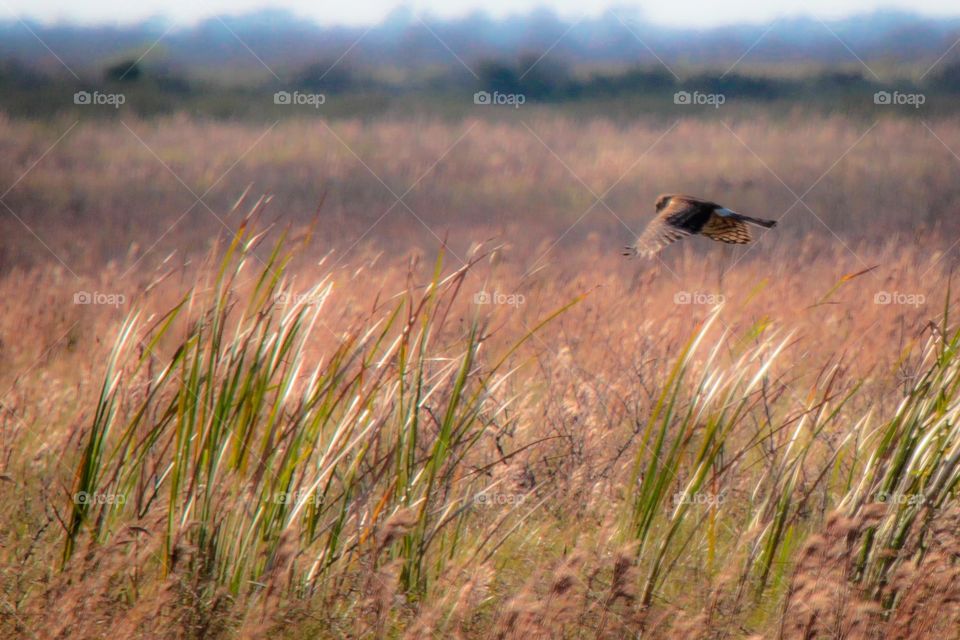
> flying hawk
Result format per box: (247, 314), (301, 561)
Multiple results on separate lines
(625, 194), (777, 258)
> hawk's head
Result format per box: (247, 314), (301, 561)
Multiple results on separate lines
(654, 194), (673, 212)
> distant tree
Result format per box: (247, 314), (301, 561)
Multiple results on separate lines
(928, 59), (960, 92)
(578, 66), (676, 97)
(515, 54), (572, 98)
(154, 69), (192, 94)
(477, 60), (521, 94)
(806, 70), (874, 95)
(293, 61), (356, 91)
(687, 72), (783, 100)
(0, 59), (48, 89)
(104, 59), (142, 82)
(614, 67), (676, 92)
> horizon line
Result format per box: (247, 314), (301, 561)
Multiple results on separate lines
(3, 5), (960, 31)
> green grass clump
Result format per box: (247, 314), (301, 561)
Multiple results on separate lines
(62, 214), (574, 607)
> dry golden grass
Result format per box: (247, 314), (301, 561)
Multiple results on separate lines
(1, 112), (959, 638)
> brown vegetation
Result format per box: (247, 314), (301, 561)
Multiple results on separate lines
(0, 113), (958, 638)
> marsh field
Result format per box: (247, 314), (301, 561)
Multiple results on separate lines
(1, 109), (960, 639)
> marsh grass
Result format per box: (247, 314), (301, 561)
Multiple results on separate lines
(42, 216), (959, 637)
(2, 113), (960, 637)
(59, 208), (583, 620)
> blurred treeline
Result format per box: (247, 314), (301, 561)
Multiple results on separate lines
(3, 7), (960, 119)
(3, 55), (960, 119)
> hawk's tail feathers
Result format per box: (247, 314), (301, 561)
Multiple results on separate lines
(731, 213), (777, 229)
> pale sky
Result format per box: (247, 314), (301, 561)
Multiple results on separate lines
(1, 0), (958, 28)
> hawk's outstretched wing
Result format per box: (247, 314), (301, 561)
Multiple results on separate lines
(627, 216), (693, 257)
(626, 197), (706, 257)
